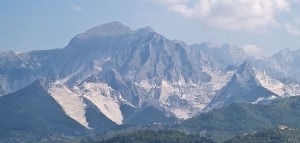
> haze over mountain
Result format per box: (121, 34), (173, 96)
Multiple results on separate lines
(1, 22), (300, 138)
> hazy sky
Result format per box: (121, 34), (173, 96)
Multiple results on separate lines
(1, 0), (300, 57)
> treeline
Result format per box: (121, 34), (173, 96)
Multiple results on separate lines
(179, 96), (300, 140)
(86, 129), (300, 143)
(224, 129), (300, 143)
(5, 128), (300, 143)
(82, 130), (216, 143)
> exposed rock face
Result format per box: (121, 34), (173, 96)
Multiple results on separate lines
(1, 22), (300, 130)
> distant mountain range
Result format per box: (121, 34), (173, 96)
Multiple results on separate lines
(1, 22), (300, 138)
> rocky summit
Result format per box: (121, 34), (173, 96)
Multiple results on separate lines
(1, 22), (300, 134)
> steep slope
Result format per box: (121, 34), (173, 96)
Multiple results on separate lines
(1, 22), (216, 118)
(179, 96), (300, 141)
(250, 48), (300, 82)
(0, 51), (37, 95)
(0, 79), (87, 137)
(271, 48), (300, 80)
(255, 70), (300, 97)
(45, 78), (177, 128)
(1, 21), (300, 126)
(0, 78), (123, 136)
(53, 22), (234, 119)
(0, 77), (179, 134)
(191, 42), (247, 68)
(206, 61), (276, 110)
(0, 22), (267, 118)
(46, 80), (132, 126)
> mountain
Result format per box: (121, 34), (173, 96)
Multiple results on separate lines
(0, 22), (235, 120)
(1, 22), (300, 137)
(179, 96), (300, 141)
(249, 48), (300, 82)
(191, 42), (247, 68)
(0, 79), (87, 138)
(206, 61), (276, 110)
(0, 50), (37, 96)
(206, 59), (300, 110)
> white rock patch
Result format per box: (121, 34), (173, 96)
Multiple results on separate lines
(48, 82), (90, 129)
(79, 82), (124, 125)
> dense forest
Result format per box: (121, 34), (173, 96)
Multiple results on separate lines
(178, 96), (300, 140)
(3, 128), (300, 143)
(82, 130), (216, 143)
(225, 129), (300, 143)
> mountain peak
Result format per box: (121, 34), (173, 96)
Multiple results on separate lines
(135, 26), (155, 34)
(78, 21), (132, 38)
(274, 48), (292, 56)
(272, 48), (294, 63)
(237, 61), (254, 74)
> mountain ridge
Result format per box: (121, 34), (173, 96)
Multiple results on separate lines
(179, 96), (300, 141)
(1, 22), (300, 136)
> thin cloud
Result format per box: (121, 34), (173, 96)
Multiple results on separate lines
(69, 3), (83, 12)
(150, 0), (188, 4)
(152, 0), (291, 31)
(169, 4), (193, 17)
(243, 44), (265, 58)
(285, 20), (300, 36)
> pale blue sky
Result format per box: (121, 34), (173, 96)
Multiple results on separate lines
(1, 0), (300, 56)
